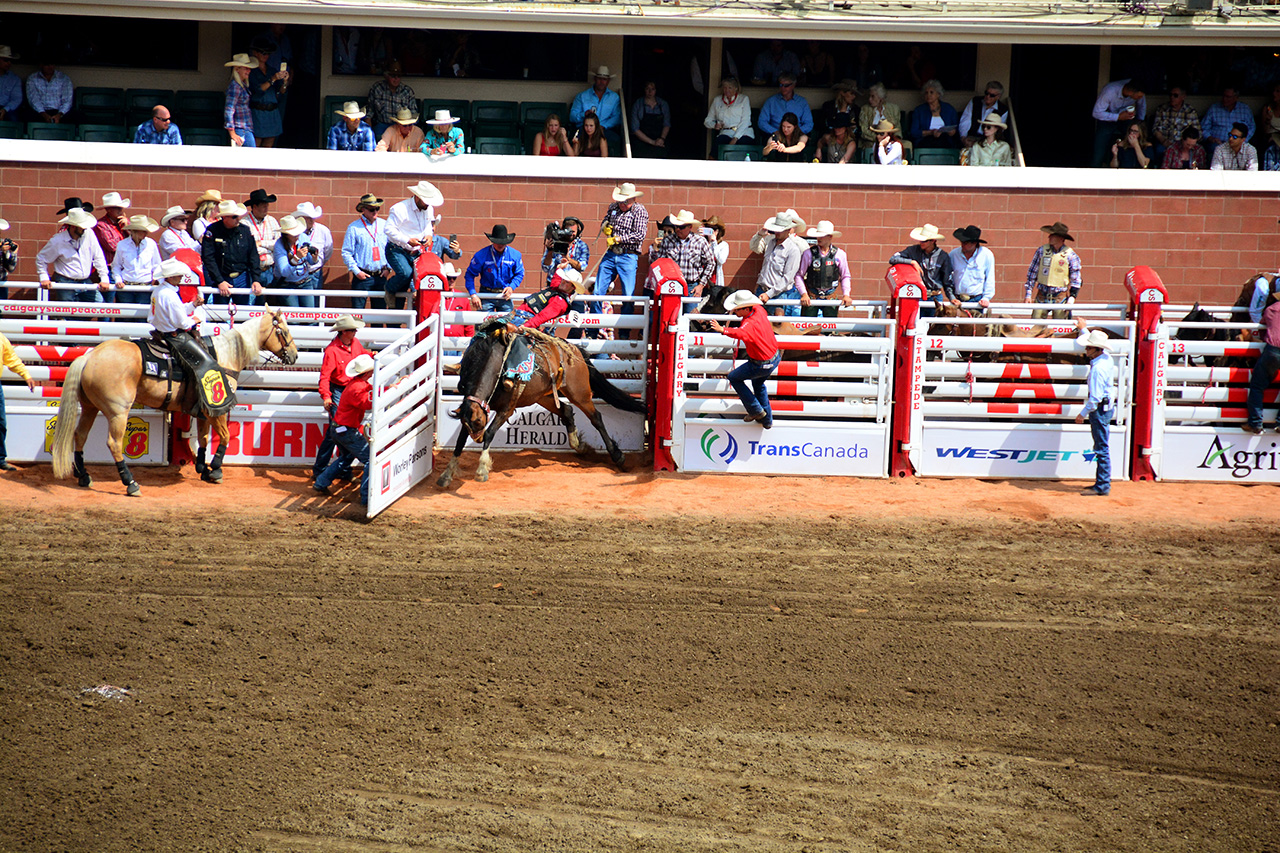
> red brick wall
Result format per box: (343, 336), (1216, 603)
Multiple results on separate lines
(1, 161), (1273, 306)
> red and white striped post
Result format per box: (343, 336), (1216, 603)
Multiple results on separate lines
(647, 258), (686, 472)
(1123, 265), (1168, 481)
(886, 263), (925, 478)
(414, 252), (445, 330)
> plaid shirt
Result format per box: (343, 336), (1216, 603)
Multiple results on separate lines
(224, 81), (251, 131)
(133, 120), (183, 145)
(1210, 141), (1258, 171)
(604, 202), (648, 253)
(1150, 102), (1199, 145)
(650, 232), (716, 289)
(366, 80), (418, 126)
(1024, 244), (1082, 299)
(327, 122), (376, 152)
(26, 70), (73, 115)
(542, 238), (590, 283)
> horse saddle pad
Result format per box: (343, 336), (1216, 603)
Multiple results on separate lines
(503, 335), (537, 382)
(134, 335), (215, 381)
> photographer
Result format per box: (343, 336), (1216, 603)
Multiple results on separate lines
(271, 215), (315, 308)
(541, 217), (589, 285)
(0, 218), (15, 300)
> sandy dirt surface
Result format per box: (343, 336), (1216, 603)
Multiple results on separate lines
(1, 457), (1277, 853)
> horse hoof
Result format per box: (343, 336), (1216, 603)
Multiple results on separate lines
(126, 482), (141, 497)
(194, 461), (206, 474)
(475, 470), (489, 483)
(202, 469), (223, 483)
(77, 475), (92, 488)
(436, 474), (452, 488)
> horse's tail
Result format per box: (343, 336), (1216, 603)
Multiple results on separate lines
(586, 362), (647, 414)
(51, 355), (87, 479)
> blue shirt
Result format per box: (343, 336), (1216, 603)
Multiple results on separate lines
(133, 120), (183, 145)
(465, 245), (524, 295)
(948, 245), (996, 301)
(26, 69), (73, 115)
(1082, 348), (1116, 416)
(1201, 101), (1255, 143)
(273, 234), (315, 283)
(0, 71), (21, 114)
(570, 87), (622, 132)
(542, 238), (590, 284)
(422, 125), (464, 156)
(757, 93), (813, 135)
(430, 234), (461, 260)
(340, 216), (388, 274)
(327, 122), (376, 152)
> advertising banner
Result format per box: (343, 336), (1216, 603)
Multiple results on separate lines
(916, 424), (1130, 479)
(8, 407), (168, 465)
(680, 423), (888, 477)
(181, 412), (331, 465)
(369, 421), (435, 517)
(437, 404), (645, 453)
(1157, 430), (1280, 483)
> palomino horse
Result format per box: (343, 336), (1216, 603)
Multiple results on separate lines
(436, 319), (646, 488)
(50, 309), (298, 495)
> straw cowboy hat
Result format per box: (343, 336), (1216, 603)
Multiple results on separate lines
(590, 65), (616, 79)
(426, 109), (460, 125)
(392, 107), (419, 125)
(1040, 221), (1075, 241)
(0, 46), (19, 61)
(216, 199), (248, 217)
(408, 180), (444, 206)
(330, 315), (365, 333)
(0, 218), (8, 231)
(870, 119), (897, 134)
(952, 225), (987, 243)
(195, 189), (223, 204)
(59, 208), (97, 229)
(979, 114), (1008, 130)
(334, 101), (366, 120)
(159, 257), (192, 280)
(224, 53), (257, 68)
(345, 353), (375, 378)
(101, 192), (131, 209)
(723, 290), (763, 311)
(1079, 329), (1111, 351)
(355, 193), (383, 211)
(57, 196), (94, 215)
(485, 224), (516, 245)
(160, 205), (190, 226)
(669, 209), (700, 227)
(555, 266), (586, 293)
(763, 211), (798, 233)
(124, 215), (158, 233)
(807, 220), (842, 238)
(832, 78), (860, 94)
(611, 182), (644, 202)
(784, 208), (807, 233)
(293, 202), (324, 219)
(278, 214), (305, 237)
(909, 223), (944, 243)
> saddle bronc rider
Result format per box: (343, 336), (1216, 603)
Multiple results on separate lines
(150, 257), (235, 417)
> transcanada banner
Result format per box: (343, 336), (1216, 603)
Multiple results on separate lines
(680, 424), (888, 477)
(1158, 431), (1280, 483)
(917, 425), (1130, 479)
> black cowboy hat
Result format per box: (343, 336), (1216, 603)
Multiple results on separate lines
(485, 224), (516, 245)
(1040, 221), (1075, 241)
(58, 196), (94, 215)
(249, 38), (278, 55)
(243, 188), (278, 206)
(952, 225), (987, 244)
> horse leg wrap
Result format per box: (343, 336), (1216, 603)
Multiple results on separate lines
(195, 445), (207, 475)
(73, 451), (92, 488)
(115, 460), (140, 496)
(203, 447), (226, 483)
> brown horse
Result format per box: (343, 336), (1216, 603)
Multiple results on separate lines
(50, 309), (298, 495)
(436, 319), (646, 488)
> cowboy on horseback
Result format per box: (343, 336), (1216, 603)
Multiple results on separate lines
(151, 257), (235, 417)
(503, 266), (585, 331)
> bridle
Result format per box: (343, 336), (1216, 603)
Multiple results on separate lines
(258, 312), (298, 365)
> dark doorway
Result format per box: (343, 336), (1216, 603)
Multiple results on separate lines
(622, 35), (713, 160)
(231, 22), (323, 149)
(1010, 44), (1100, 168)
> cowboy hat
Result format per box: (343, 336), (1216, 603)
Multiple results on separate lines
(784, 209), (807, 234)
(1079, 329), (1111, 351)
(0, 218), (8, 231)
(554, 266), (586, 293)
(249, 37), (277, 55)
(159, 205), (190, 226)
(723, 290), (764, 312)
(278, 214), (305, 237)
(355, 193), (383, 211)
(195, 189), (223, 204)
(870, 119), (897, 134)
(485, 224), (516, 245)
(807, 220), (842, 238)
(159, 257), (192, 280)
(979, 114), (1007, 130)
(58, 208), (96, 229)
(244, 188), (277, 206)
(590, 65), (616, 79)
(384, 59), (403, 76)
(293, 202), (323, 220)
(124, 215), (158, 233)
(831, 78), (859, 93)
(952, 225), (986, 244)
(224, 53), (257, 68)
(101, 192), (131, 209)
(345, 353), (375, 378)
(611, 182), (644, 202)
(909, 223), (944, 243)
(330, 315), (365, 333)
(827, 113), (852, 130)
(392, 107), (419, 125)
(0, 46), (19, 61)
(408, 180), (444, 206)
(669, 209), (700, 227)
(1040, 221), (1075, 241)
(57, 197), (94, 215)
(217, 199), (248, 218)
(425, 109), (460, 125)
(334, 101), (366, 120)
(763, 211), (797, 233)
(440, 262), (461, 278)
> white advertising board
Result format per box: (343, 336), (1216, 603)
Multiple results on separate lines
(8, 406), (168, 465)
(368, 420), (435, 516)
(680, 422), (888, 477)
(179, 411), (331, 466)
(437, 404), (645, 453)
(1157, 430), (1280, 483)
(916, 424), (1130, 479)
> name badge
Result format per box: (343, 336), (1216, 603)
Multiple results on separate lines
(371, 247), (381, 262)
(335, 425), (348, 434)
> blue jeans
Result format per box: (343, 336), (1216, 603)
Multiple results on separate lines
(1089, 407), (1112, 494)
(478, 294), (512, 313)
(211, 271), (255, 306)
(385, 244), (416, 305)
(1247, 343), (1280, 430)
(351, 273), (386, 311)
(268, 275), (304, 308)
(294, 270), (321, 310)
(728, 353), (782, 424)
(239, 128), (257, 148)
(52, 274), (100, 302)
(315, 425), (370, 504)
(595, 251), (638, 315)
(758, 284), (800, 318)
(314, 384), (354, 477)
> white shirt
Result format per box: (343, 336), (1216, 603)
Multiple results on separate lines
(159, 226), (200, 259)
(35, 229), (109, 282)
(112, 236), (163, 284)
(305, 222), (334, 270)
(149, 282), (196, 333)
(712, 240), (730, 289)
(876, 140), (904, 165)
(192, 217), (214, 243)
(703, 94), (754, 140)
(385, 198), (435, 251)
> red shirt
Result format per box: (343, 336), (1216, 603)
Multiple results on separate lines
(720, 305), (778, 361)
(94, 217), (127, 267)
(522, 291), (571, 328)
(332, 376), (373, 430)
(318, 335), (369, 402)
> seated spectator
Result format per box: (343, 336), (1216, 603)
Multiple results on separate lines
(328, 101), (376, 151)
(570, 66), (622, 143)
(134, 105), (182, 145)
(224, 53), (257, 147)
(958, 80), (1009, 147)
(1110, 120), (1154, 169)
(573, 114), (608, 157)
(820, 79), (859, 135)
(758, 73), (813, 136)
(872, 119), (903, 165)
(26, 59), (72, 123)
(366, 60), (417, 137)
(816, 113), (856, 163)
(909, 80), (959, 149)
(375, 108), (424, 153)
(1258, 82), (1280, 146)
(968, 115), (1012, 167)
(422, 110), (464, 157)
(752, 39), (801, 86)
(630, 81), (671, 159)
(1091, 77), (1147, 167)
(1150, 85), (1199, 160)
(1263, 118), (1280, 171)
(0, 45), (21, 122)
(859, 82), (902, 147)
(763, 111), (808, 162)
(533, 113), (573, 156)
(1162, 126), (1207, 171)
(800, 41), (836, 87)
(1201, 85), (1254, 156)
(703, 77), (753, 155)
(1210, 122), (1258, 171)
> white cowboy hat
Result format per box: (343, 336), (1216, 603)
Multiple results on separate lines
(555, 266), (585, 293)
(909, 223), (944, 243)
(225, 53), (257, 68)
(159, 257), (191, 280)
(668, 209), (700, 227)
(293, 202), (323, 220)
(334, 101), (366, 120)
(278, 214), (305, 237)
(159, 205), (190, 226)
(784, 208), (807, 233)
(216, 200), (247, 218)
(425, 109), (460, 125)
(807, 220), (842, 238)
(590, 65), (616, 79)
(407, 180), (444, 206)
(101, 192), (131, 209)
(1079, 329), (1111, 351)
(345, 353), (375, 378)
(124, 214), (158, 233)
(392, 107), (420, 125)
(723, 290), (764, 312)
(58, 208), (96, 229)
(438, 263), (459, 278)
(611, 182), (644, 202)
(331, 315), (365, 333)
(763, 211), (797, 233)
(979, 114), (1008, 130)
(0, 218), (9, 231)
(0, 46), (18, 60)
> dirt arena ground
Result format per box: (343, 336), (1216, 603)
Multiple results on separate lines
(1, 454), (1277, 853)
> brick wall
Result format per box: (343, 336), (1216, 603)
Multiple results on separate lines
(1, 160), (1274, 307)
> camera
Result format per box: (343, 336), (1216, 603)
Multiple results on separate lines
(543, 222), (574, 254)
(0, 238), (16, 252)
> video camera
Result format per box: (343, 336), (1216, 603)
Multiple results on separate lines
(543, 222), (575, 255)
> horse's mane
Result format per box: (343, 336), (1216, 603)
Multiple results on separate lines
(456, 319), (505, 396)
(212, 311), (268, 370)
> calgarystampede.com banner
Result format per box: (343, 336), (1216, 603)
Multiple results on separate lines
(5, 304), (129, 316)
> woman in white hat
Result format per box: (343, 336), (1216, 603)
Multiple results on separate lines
(271, 215), (314, 309)
(314, 314), (369, 482)
(111, 215), (162, 305)
(312, 351), (376, 506)
(158, 206), (200, 259)
(707, 290), (781, 429)
(291, 202), (331, 307)
(422, 110), (464, 157)
(223, 54), (259, 147)
(968, 114), (1012, 167)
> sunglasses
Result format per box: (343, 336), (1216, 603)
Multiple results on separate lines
(1229, 133), (1244, 140)
(156, 117), (172, 123)
(984, 91), (1000, 98)
(780, 82), (795, 88)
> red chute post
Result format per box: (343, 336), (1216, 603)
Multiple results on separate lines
(648, 258), (686, 472)
(414, 252), (446, 370)
(1123, 265), (1168, 481)
(887, 263), (925, 478)
(171, 247), (204, 304)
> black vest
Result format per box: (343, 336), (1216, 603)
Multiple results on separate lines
(968, 97), (1009, 132)
(804, 246), (842, 297)
(523, 287), (562, 315)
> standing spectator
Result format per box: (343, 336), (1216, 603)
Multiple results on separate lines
(948, 225), (995, 309)
(909, 79), (959, 150)
(0, 328), (36, 471)
(702, 215), (730, 290)
(1210, 122), (1259, 171)
(422, 110), (464, 157)
(762, 112), (809, 162)
(1201, 86), (1255, 157)
(958, 80), (1009, 147)
(224, 54), (257, 147)
(706, 291), (780, 429)
(1091, 77), (1147, 167)
(888, 223), (952, 315)
(1074, 318), (1117, 496)
(872, 119), (904, 165)
(248, 40), (287, 148)
(859, 83), (902, 147)
(257, 23), (294, 122)
(366, 60), (417, 137)
(1243, 280), (1280, 434)
(464, 224), (523, 312)
(1024, 221), (1082, 318)
(313, 315), (368, 482)
(200, 199), (264, 305)
(1150, 85), (1199, 161)
(968, 115), (1012, 167)
(111, 215), (162, 305)
(819, 79), (859, 136)
(243, 189), (281, 288)
(570, 66), (623, 143)
(25, 60), (72, 123)
(758, 73), (813, 136)
(852, 43), (883, 92)
(376, 108), (424, 153)
(1163, 126), (1207, 171)
(0, 217), (15, 299)
(1258, 82), (1280, 147)
(532, 114), (573, 157)
(0, 46), (23, 121)
(133, 105), (182, 145)
(291, 202), (331, 309)
(94, 192), (131, 295)
(192, 190), (223, 243)
(327, 101), (376, 151)
(385, 181), (444, 312)
(751, 39), (801, 86)
(816, 113), (857, 164)
(630, 81), (671, 159)
(572, 114), (608, 158)
(596, 183), (648, 318)
(649, 210), (716, 299)
(796, 220), (852, 317)
(158, 206), (200, 259)
(1110, 121), (1154, 169)
(750, 210), (808, 317)
(541, 216), (588, 283)
(340, 194), (392, 311)
(312, 353), (376, 506)
(270, 214), (312, 308)
(1263, 118), (1280, 171)
(703, 77), (753, 155)
(36, 207), (109, 302)
(800, 40), (836, 88)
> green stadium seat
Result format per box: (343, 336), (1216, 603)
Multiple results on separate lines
(184, 127), (229, 146)
(471, 100), (519, 138)
(520, 101), (569, 152)
(718, 143), (762, 162)
(74, 87), (125, 123)
(27, 122), (78, 141)
(0, 120), (23, 139)
(473, 136), (524, 156)
(912, 148), (962, 166)
(175, 90), (226, 129)
(423, 98), (469, 125)
(125, 89), (175, 126)
(78, 124), (129, 144)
